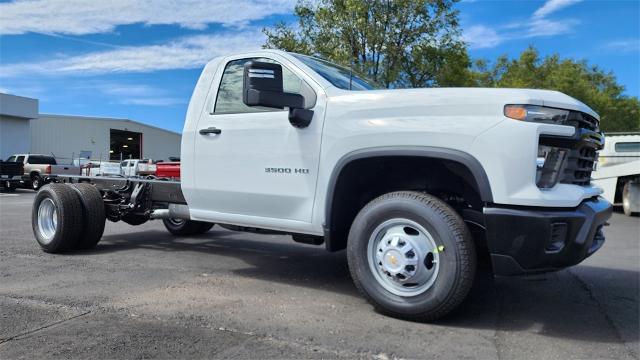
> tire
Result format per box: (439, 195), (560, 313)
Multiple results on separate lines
(31, 174), (43, 191)
(163, 218), (214, 236)
(70, 183), (106, 249)
(622, 181), (638, 217)
(32, 184), (84, 253)
(347, 191), (476, 322)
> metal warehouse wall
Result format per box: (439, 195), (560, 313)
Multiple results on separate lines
(30, 114), (181, 163)
(0, 93), (38, 160)
(0, 116), (31, 160)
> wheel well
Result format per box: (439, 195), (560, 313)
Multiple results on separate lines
(325, 155), (489, 252)
(30, 171), (40, 179)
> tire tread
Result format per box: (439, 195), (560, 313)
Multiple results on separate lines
(70, 183), (106, 249)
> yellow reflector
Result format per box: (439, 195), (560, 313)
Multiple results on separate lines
(504, 105), (527, 120)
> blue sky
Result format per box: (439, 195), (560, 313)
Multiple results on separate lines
(0, 0), (638, 133)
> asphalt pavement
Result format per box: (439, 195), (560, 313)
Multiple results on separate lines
(1, 189), (638, 359)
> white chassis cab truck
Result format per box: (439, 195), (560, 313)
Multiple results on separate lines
(34, 50), (612, 321)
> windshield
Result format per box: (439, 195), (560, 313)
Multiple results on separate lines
(292, 54), (382, 91)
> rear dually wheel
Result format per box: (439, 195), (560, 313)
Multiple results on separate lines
(32, 184), (84, 253)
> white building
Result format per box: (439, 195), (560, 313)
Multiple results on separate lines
(0, 92), (181, 163)
(32, 114), (181, 163)
(0, 93), (38, 160)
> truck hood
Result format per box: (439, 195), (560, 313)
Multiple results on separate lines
(328, 87), (599, 120)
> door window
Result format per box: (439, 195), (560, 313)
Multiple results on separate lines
(214, 58), (315, 114)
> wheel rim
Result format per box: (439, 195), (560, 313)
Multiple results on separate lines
(37, 198), (58, 243)
(367, 218), (440, 297)
(33, 178), (39, 189)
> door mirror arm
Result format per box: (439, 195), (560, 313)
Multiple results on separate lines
(288, 108), (314, 128)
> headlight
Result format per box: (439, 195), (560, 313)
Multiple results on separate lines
(504, 105), (570, 125)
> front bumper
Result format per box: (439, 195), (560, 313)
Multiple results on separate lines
(484, 197), (612, 276)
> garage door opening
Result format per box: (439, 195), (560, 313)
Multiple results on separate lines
(110, 129), (142, 160)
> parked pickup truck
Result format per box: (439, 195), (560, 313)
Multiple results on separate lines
(120, 159), (157, 177)
(8, 154), (80, 190)
(0, 159), (24, 191)
(33, 50), (612, 321)
(82, 161), (123, 177)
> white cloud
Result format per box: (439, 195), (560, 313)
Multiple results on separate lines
(605, 39), (640, 53)
(463, 25), (505, 49)
(533, 0), (582, 18)
(0, 31), (264, 77)
(526, 18), (577, 37)
(0, 0), (295, 35)
(119, 97), (186, 106)
(92, 83), (187, 106)
(464, 0), (582, 49)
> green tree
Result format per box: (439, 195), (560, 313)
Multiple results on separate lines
(472, 47), (640, 132)
(263, 0), (472, 88)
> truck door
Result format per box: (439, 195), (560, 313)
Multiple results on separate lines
(190, 56), (324, 225)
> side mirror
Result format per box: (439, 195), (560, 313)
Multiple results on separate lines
(243, 61), (314, 128)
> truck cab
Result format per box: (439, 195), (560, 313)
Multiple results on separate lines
(183, 50), (609, 249)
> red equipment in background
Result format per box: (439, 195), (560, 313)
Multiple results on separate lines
(155, 162), (180, 179)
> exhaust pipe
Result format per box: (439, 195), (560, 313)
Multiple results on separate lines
(149, 204), (190, 220)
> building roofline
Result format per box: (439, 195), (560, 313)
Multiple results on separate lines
(38, 113), (181, 136)
(1, 92), (39, 119)
(0, 92), (38, 102)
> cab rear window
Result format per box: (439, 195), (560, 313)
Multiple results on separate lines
(28, 155), (57, 165)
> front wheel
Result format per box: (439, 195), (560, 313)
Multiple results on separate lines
(162, 218), (214, 236)
(347, 191), (476, 321)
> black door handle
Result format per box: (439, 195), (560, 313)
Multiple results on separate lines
(199, 127), (222, 135)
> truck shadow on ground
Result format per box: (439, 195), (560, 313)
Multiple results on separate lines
(89, 228), (637, 345)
